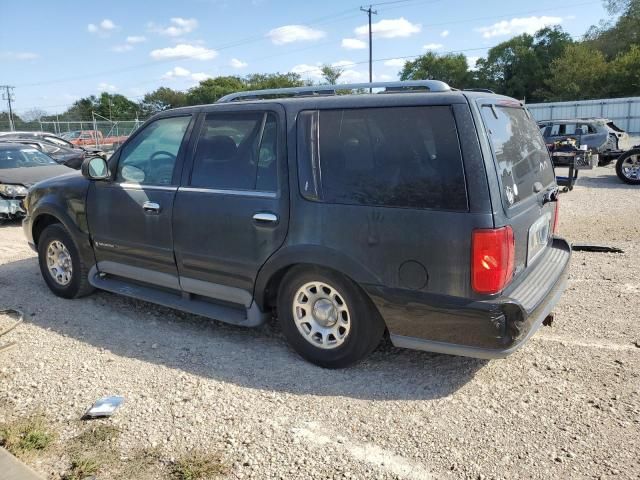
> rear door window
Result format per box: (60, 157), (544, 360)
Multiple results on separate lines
(190, 112), (277, 191)
(297, 106), (467, 211)
(481, 105), (555, 207)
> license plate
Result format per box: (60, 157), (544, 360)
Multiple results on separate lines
(527, 212), (551, 265)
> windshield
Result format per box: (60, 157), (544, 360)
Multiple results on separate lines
(481, 105), (555, 206)
(44, 135), (73, 147)
(61, 131), (81, 140)
(0, 148), (58, 168)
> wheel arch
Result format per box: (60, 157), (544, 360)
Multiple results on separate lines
(254, 245), (382, 311)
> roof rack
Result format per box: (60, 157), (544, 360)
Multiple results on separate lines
(463, 88), (495, 94)
(216, 80), (452, 103)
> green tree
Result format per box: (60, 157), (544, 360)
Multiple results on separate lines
(320, 65), (343, 85)
(545, 43), (609, 100)
(186, 76), (245, 104)
(474, 27), (572, 101)
(608, 44), (640, 96)
(94, 93), (140, 120)
(245, 73), (304, 90)
(140, 87), (188, 115)
(400, 52), (472, 88)
(586, 0), (640, 59)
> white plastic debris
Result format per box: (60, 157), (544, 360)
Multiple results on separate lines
(83, 396), (125, 419)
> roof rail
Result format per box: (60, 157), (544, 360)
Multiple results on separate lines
(216, 80), (452, 103)
(463, 88), (495, 94)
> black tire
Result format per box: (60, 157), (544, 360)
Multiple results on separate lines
(277, 266), (385, 368)
(615, 149), (640, 185)
(37, 223), (94, 299)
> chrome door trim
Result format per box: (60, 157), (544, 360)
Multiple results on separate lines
(97, 261), (181, 290)
(179, 187), (277, 198)
(252, 212), (278, 223)
(118, 183), (178, 192)
(180, 276), (253, 307)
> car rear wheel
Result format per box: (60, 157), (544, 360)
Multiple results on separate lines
(37, 224), (94, 299)
(277, 266), (385, 368)
(616, 149), (640, 185)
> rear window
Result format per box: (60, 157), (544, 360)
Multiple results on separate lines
(297, 106), (467, 211)
(481, 105), (555, 207)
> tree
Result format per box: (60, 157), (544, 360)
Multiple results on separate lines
(400, 52), (472, 88)
(586, 0), (640, 58)
(21, 108), (48, 122)
(608, 44), (640, 96)
(320, 65), (343, 85)
(245, 73), (304, 90)
(545, 43), (609, 100)
(140, 87), (188, 115)
(187, 76), (245, 104)
(94, 93), (140, 120)
(474, 27), (572, 101)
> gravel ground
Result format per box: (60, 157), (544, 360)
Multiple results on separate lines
(0, 164), (639, 480)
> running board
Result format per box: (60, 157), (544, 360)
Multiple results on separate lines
(88, 267), (266, 327)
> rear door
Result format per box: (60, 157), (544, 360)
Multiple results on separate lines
(478, 101), (557, 279)
(172, 104), (288, 306)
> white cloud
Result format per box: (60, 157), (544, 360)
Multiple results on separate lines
(161, 67), (212, 83)
(440, 30), (449, 37)
(423, 43), (444, 50)
(341, 38), (367, 50)
(112, 44), (133, 53)
(191, 72), (212, 82)
(267, 25), (326, 45)
(88, 19), (117, 35)
(290, 63), (323, 80)
(338, 69), (366, 83)
(331, 60), (354, 68)
(230, 58), (248, 69)
(98, 82), (117, 92)
(126, 35), (147, 44)
(476, 16), (563, 38)
(162, 66), (191, 79)
(0, 51), (39, 60)
(149, 17), (198, 37)
(150, 43), (218, 60)
(375, 73), (393, 81)
(355, 17), (421, 39)
(383, 58), (405, 67)
(466, 56), (481, 70)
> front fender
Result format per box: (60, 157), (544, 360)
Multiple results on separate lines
(253, 244), (382, 309)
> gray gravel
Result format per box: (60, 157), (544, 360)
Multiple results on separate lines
(1, 164), (639, 479)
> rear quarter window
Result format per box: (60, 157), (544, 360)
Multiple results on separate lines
(297, 106), (468, 211)
(481, 105), (555, 207)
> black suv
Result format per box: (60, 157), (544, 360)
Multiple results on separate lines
(22, 81), (570, 368)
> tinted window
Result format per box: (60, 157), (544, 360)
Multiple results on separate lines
(298, 106), (467, 211)
(117, 116), (190, 185)
(481, 106), (555, 206)
(190, 112), (277, 191)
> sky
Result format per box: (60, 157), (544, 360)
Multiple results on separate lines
(0, 0), (611, 116)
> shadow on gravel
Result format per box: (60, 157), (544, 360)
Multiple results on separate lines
(573, 171), (637, 190)
(0, 219), (22, 229)
(1, 257), (486, 401)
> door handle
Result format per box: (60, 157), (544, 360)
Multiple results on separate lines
(143, 201), (161, 214)
(253, 212), (278, 224)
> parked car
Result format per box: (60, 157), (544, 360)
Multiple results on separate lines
(538, 118), (640, 166)
(0, 131), (106, 169)
(0, 143), (72, 220)
(62, 130), (128, 148)
(22, 81), (570, 368)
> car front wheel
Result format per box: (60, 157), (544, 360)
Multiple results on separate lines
(37, 223), (94, 299)
(277, 266), (385, 368)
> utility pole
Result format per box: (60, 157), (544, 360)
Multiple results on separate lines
(360, 5), (377, 92)
(1, 86), (16, 131)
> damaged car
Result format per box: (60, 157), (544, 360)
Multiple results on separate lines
(0, 143), (72, 220)
(0, 131), (106, 169)
(538, 118), (640, 166)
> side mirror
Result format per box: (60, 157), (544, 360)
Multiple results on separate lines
(81, 156), (110, 180)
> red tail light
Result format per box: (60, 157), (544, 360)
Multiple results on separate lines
(552, 197), (560, 234)
(471, 227), (515, 294)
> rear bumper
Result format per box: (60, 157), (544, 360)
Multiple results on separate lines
(365, 237), (571, 359)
